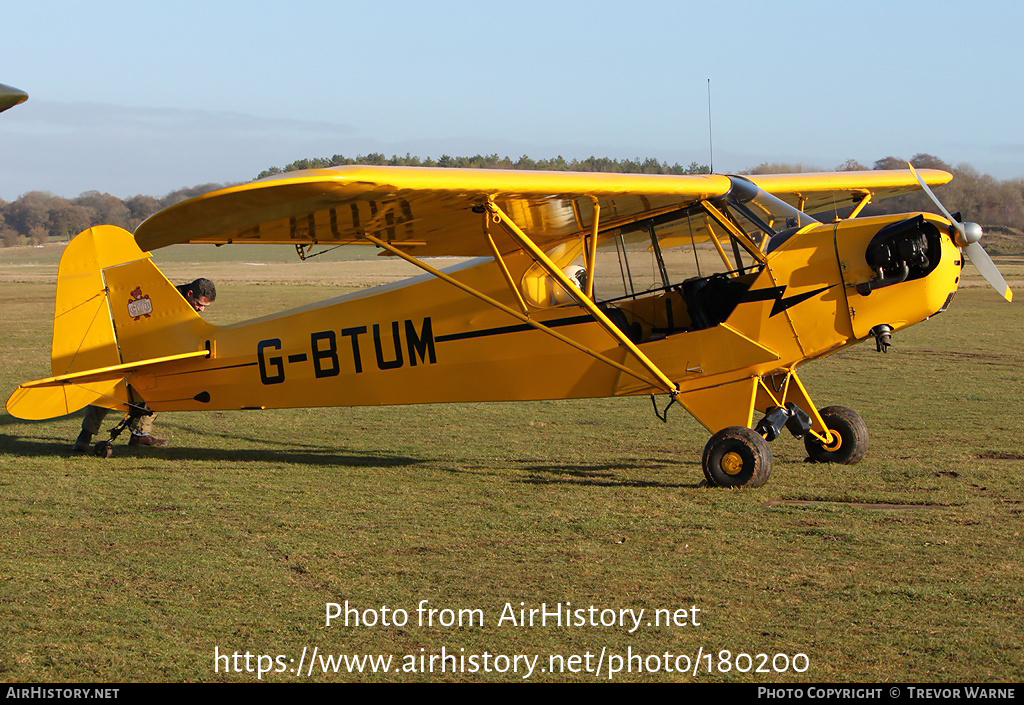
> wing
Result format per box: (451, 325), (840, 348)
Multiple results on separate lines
(134, 166), (732, 256)
(747, 169), (952, 216)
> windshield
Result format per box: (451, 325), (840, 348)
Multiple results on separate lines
(722, 176), (820, 251)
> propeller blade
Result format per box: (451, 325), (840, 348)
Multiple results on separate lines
(908, 163), (964, 237)
(909, 163), (1012, 302)
(965, 241), (1013, 302)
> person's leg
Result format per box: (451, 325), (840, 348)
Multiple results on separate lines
(128, 412), (168, 447)
(73, 406), (107, 451)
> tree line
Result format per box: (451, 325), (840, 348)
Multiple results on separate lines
(2, 153), (1021, 252)
(255, 153), (712, 179)
(0, 183), (228, 247)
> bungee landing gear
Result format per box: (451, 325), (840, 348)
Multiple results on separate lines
(700, 405), (868, 489)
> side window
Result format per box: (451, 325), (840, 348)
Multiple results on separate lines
(596, 206), (764, 340)
(520, 240), (586, 308)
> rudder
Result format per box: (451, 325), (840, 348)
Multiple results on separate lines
(50, 225), (138, 377)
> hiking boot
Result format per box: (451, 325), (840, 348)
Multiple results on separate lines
(72, 431), (92, 453)
(128, 434), (169, 447)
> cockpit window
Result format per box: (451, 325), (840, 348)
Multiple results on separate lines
(721, 176), (819, 250)
(564, 178), (824, 341)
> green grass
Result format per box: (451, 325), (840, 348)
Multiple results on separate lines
(0, 255), (1022, 682)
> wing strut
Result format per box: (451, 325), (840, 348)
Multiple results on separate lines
(482, 217), (530, 316)
(360, 233), (673, 393)
(699, 201), (767, 267)
(848, 192), (872, 219)
(584, 196), (600, 300)
(484, 200), (679, 396)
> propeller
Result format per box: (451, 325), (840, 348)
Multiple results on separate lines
(909, 163), (1012, 302)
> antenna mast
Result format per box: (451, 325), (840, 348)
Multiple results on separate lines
(707, 79), (714, 174)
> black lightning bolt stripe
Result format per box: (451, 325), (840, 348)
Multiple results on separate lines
(741, 284), (835, 317)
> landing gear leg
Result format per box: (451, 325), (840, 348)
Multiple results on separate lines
(702, 427), (773, 488)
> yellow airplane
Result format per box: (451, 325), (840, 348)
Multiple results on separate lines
(5, 165), (1012, 487)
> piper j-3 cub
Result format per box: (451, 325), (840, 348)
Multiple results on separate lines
(6, 165), (1012, 487)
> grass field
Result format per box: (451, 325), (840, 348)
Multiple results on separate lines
(0, 244), (1022, 682)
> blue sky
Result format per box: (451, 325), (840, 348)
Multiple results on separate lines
(2, 0), (1022, 200)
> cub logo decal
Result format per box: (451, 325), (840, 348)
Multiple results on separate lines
(127, 287), (153, 320)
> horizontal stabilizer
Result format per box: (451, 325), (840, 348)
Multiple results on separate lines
(6, 350), (209, 420)
(6, 377), (126, 421)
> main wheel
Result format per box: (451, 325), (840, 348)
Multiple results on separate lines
(804, 406), (868, 464)
(702, 427), (772, 488)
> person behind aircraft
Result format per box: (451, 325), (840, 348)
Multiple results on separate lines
(71, 278), (217, 452)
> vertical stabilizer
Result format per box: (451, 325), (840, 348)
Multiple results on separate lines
(52, 225), (214, 376)
(6, 226), (148, 419)
(51, 226), (145, 377)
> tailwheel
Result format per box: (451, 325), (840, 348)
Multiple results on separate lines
(804, 406), (868, 464)
(93, 440), (114, 458)
(702, 427), (772, 488)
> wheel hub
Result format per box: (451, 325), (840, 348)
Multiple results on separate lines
(722, 451), (745, 475)
(821, 430), (843, 452)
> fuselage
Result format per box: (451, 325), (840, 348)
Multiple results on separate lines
(128, 211), (962, 418)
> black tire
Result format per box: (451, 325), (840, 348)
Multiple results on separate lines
(804, 406), (868, 464)
(93, 441), (113, 458)
(702, 427), (773, 488)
